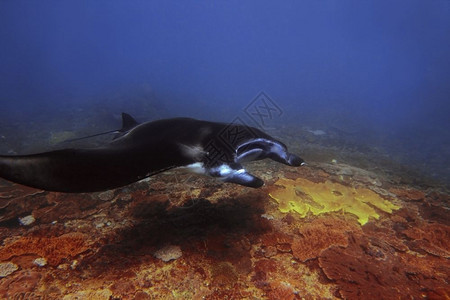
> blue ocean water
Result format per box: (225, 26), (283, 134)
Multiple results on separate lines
(1, 2), (450, 299)
(0, 1), (449, 183)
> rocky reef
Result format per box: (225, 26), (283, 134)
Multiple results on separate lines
(0, 128), (449, 299)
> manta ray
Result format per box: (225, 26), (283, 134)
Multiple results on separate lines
(0, 113), (304, 193)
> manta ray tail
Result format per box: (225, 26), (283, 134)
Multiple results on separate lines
(0, 148), (150, 192)
(63, 130), (119, 143)
(63, 113), (139, 143)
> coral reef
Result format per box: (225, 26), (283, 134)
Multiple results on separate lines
(0, 232), (91, 266)
(0, 155), (448, 299)
(291, 217), (359, 262)
(210, 262), (239, 286)
(318, 230), (449, 299)
(402, 223), (450, 258)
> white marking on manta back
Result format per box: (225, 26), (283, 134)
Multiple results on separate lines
(179, 144), (206, 160)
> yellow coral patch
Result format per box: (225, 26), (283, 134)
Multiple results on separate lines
(269, 178), (400, 225)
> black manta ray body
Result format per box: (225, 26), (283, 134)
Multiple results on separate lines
(0, 114), (304, 193)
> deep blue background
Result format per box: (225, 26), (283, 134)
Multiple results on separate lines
(0, 1), (449, 179)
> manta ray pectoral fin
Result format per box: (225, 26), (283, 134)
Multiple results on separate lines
(207, 163), (264, 188)
(221, 169), (264, 188)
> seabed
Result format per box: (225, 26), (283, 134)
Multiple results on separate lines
(0, 125), (449, 300)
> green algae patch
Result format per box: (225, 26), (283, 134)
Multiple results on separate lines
(269, 178), (400, 225)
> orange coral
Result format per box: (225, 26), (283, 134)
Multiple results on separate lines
(267, 280), (296, 300)
(261, 232), (293, 247)
(389, 187), (425, 201)
(0, 270), (42, 299)
(403, 223), (450, 258)
(210, 262), (239, 286)
(0, 232), (90, 266)
(291, 217), (359, 262)
(318, 229), (450, 299)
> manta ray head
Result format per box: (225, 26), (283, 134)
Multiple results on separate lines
(197, 137), (304, 188)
